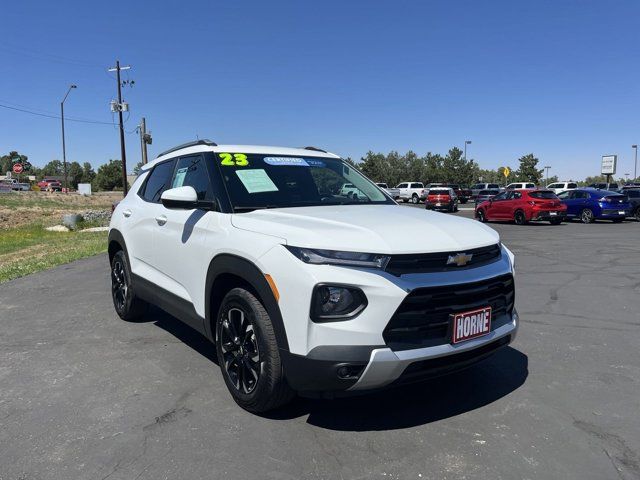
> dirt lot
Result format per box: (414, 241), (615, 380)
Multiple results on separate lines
(0, 191), (122, 229)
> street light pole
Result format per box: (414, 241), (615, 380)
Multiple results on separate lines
(632, 145), (638, 182)
(544, 165), (551, 186)
(60, 85), (77, 193)
(464, 140), (472, 161)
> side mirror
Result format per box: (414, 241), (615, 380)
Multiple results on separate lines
(161, 186), (198, 209)
(161, 186), (217, 211)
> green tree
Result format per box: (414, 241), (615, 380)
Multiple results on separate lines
(41, 160), (64, 177)
(93, 159), (124, 191)
(515, 154), (543, 184)
(81, 162), (96, 184)
(67, 162), (84, 189)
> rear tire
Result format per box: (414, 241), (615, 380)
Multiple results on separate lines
(215, 288), (294, 413)
(634, 207), (640, 222)
(550, 218), (562, 225)
(514, 210), (527, 225)
(580, 208), (595, 224)
(411, 194), (419, 204)
(110, 250), (148, 321)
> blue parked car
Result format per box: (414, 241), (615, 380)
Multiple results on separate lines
(556, 188), (631, 223)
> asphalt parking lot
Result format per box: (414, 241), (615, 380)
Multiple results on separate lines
(1, 208), (639, 480)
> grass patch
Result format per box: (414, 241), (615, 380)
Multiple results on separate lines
(0, 224), (107, 283)
(0, 194), (114, 210)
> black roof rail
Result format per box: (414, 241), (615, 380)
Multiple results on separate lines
(157, 139), (217, 158)
(303, 146), (327, 153)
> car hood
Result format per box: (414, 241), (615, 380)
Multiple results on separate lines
(231, 205), (499, 254)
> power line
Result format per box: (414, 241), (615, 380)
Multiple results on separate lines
(0, 102), (115, 125)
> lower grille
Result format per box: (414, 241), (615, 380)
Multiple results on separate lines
(383, 274), (515, 351)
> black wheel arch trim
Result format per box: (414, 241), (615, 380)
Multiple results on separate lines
(108, 229), (129, 265)
(205, 254), (290, 352)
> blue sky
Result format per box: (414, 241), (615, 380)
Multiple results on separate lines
(1, 0), (639, 180)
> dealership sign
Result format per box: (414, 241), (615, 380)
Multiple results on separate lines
(601, 155), (617, 175)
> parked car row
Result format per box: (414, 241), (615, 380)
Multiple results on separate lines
(473, 187), (639, 225)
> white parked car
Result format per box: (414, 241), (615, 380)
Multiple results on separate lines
(505, 182), (536, 190)
(545, 182), (578, 195)
(375, 183), (400, 200)
(471, 183), (502, 199)
(108, 141), (518, 412)
(395, 182), (426, 203)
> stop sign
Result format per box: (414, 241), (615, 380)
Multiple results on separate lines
(12, 163), (24, 174)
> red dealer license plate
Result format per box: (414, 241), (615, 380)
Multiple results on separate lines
(451, 306), (492, 344)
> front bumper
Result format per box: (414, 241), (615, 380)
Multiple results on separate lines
(281, 309), (518, 395)
(258, 243), (517, 395)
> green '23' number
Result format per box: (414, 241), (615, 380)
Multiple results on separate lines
(220, 153), (249, 166)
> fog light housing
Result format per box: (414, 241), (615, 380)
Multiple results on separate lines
(310, 284), (367, 322)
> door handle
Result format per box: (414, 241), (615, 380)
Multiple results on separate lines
(155, 215), (167, 226)
(123, 209), (132, 218)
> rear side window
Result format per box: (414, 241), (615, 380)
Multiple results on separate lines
(568, 183), (578, 189)
(411, 183), (424, 188)
(140, 159), (177, 203)
(488, 184), (500, 189)
(529, 191), (557, 199)
(547, 183), (560, 189)
(172, 155), (212, 200)
(526, 183), (535, 188)
(429, 189), (449, 195)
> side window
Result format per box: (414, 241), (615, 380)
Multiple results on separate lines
(172, 155), (212, 200)
(493, 192), (508, 201)
(140, 159), (177, 203)
(568, 183), (578, 189)
(397, 183), (408, 189)
(488, 184), (500, 189)
(412, 183), (423, 188)
(526, 183), (535, 188)
(556, 191), (571, 199)
(513, 192), (522, 199)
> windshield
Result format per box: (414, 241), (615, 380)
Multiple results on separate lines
(215, 153), (393, 211)
(529, 191), (558, 199)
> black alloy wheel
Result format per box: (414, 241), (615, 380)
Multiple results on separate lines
(514, 210), (527, 225)
(219, 307), (261, 394)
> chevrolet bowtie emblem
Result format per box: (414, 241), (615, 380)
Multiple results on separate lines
(447, 253), (473, 267)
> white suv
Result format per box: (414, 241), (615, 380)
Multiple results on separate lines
(109, 141), (518, 412)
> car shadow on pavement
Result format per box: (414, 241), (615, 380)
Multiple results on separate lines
(269, 346), (528, 431)
(145, 307), (528, 432)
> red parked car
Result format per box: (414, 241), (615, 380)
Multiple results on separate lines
(475, 189), (567, 225)
(425, 187), (459, 212)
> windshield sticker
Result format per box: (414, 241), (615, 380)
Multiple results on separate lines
(305, 159), (326, 168)
(264, 157), (309, 167)
(235, 169), (279, 193)
(220, 153), (249, 166)
(172, 167), (188, 188)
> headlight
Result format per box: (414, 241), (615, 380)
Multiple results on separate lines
(285, 246), (390, 269)
(310, 284), (368, 322)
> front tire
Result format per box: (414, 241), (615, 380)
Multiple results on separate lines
(477, 209), (487, 223)
(411, 194), (419, 204)
(216, 288), (293, 413)
(110, 250), (148, 321)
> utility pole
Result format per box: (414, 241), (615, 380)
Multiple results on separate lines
(632, 145), (638, 182)
(108, 60), (131, 196)
(138, 117), (152, 165)
(544, 165), (551, 186)
(60, 85), (77, 193)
